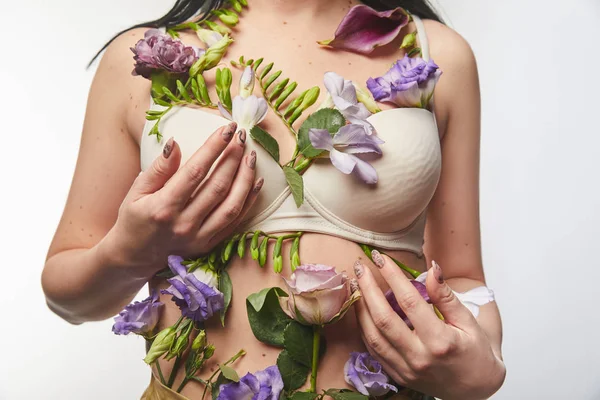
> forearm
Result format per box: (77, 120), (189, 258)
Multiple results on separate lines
(42, 233), (152, 324)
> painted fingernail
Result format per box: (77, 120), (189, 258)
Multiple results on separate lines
(371, 250), (385, 269)
(222, 122), (237, 141)
(162, 137), (174, 159)
(247, 150), (257, 169)
(350, 278), (359, 293)
(253, 177), (264, 192)
(432, 260), (444, 284)
(237, 129), (246, 145)
(353, 260), (364, 278)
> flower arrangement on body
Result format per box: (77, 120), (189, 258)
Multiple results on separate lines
(115, 2), (450, 399)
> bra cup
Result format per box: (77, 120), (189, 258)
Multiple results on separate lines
(302, 108), (441, 233)
(140, 105), (287, 221)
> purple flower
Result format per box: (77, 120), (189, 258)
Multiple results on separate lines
(323, 72), (374, 134)
(344, 352), (398, 396)
(217, 365), (283, 400)
(309, 124), (384, 184)
(279, 264), (361, 326)
(112, 291), (163, 336)
(367, 55), (442, 109)
(131, 29), (204, 79)
(318, 5), (409, 54)
(161, 255), (224, 323)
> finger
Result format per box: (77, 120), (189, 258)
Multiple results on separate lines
(371, 250), (443, 337)
(426, 260), (478, 330)
(200, 151), (258, 237)
(181, 128), (247, 223)
(131, 137), (182, 197)
(353, 259), (420, 353)
(364, 345), (411, 388)
(207, 176), (264, 246)
(163, 121), (238, 207)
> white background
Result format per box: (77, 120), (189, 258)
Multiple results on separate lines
(1, 0), (599, 399)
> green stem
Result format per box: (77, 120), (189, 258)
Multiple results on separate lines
(156, 361), (167, 385)
(167, 355), (183, 388)
(359, 243), (421, 278)
(201, 349), (246, 400)
(254, 75), (298, 138)
(309, 325), (321, 393)
(192, 376), (206, 384)
(176, 377), (190, 393)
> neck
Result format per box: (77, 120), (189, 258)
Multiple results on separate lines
(251, 0), (354, 16)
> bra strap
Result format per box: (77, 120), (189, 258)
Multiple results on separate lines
(411, 15), (430, 61)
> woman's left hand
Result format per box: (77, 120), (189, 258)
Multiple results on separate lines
(352, 251), (506, 400)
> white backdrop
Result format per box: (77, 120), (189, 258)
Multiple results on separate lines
(1, 0), (599, 399)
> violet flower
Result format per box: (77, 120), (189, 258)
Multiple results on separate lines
(344, 352), (398, 397)
(131, 29), (203, 79)
(161, 255), (224, 323)
(367, 55), (442, 109)
(217, 365), (283, 400)
(279, 264), (361, 326)
(323, 72), (375, 134)
(309, 124), (384, 184)
(318, 5), (409, 54)
(112, 291), (163, 336)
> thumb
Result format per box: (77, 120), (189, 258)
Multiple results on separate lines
(132, 137), (182, 196)
(426, 260), (476, 329)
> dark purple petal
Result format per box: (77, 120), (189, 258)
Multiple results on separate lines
(364, 381), (399, 396)
(318, 5), (409, 54)
(112, 291), (163, 336)
(217, 373), (257, 400)
(254, 365), (284, 400)
(217, 367), (282, 400)
(345, 352), (396, 396)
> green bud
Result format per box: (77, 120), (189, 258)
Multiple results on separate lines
(293, 158), (311, 173)
(273, 237), (284, 258)
(288, 86), (320, 124)
(400, 31), (418, 50)
(144, 326), (176, 364)
(196, 74), (211, 104)
(218, 12), (239, 26)
(204, 344), (216, 359)
(290, 236), (300, 271)
(283, 89), (308, 118)
(273, 255), (283, 273)
(356, 84), (381, 114)
(231, 0), (243, 12)
(268, 78), (289, 102)
(222, 234), (238, 263)
(250, 231), (261, 260)
(264, 70), (282, 90)
(204, 20), (231, 36)
(260, 62), (274, 80)
(237, 233), (247, 258)
(259, 236), (269, 267)
(192, 330), (207, 351)
(274, 81), (297, 110)
(189, 34), (234, 76)
(239, 66), (255, 98)
(166, 321), (193, 360)
(238, 0), (248, 6)
(291, 252), (300, 271)
(176, 79), (192, 102)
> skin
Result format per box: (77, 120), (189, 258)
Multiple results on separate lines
(42, 0), (505, 398)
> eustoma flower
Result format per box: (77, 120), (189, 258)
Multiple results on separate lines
(344, 352), (398, 396)
(367, 55), (442, 109)
(219, 66), (268, 131)
(318, 5), (409, 54)
(161, 255), (224, 323)
(131, 29), (203, 78)
(279, 264), (360, 325)
(309, 124), (384, 184)
(323, 72), (375, 134)
(196, 28), (224, 47)
(217, 365), (283, 400)
(112, 291), (163, 336)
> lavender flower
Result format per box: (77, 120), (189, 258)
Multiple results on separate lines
(309, 124), (384, 184)
(217, 365), (283, 400)
(323, 72), (375, 134)
(344, 352), (398, 396)
(367, 55), (442, 109)
(112, 291), (163, 336)
(219, 95), (268, 131)
(131, 29), (203, 79)
(318, 5), (409, 54)
(161, 255), (224, 323)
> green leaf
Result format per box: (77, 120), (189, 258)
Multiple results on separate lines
(324, 389), (369, 400)
(277, 350), (310, 391)
(246, 287), (291, 346)
(219, 270), (233, 326)
(250, 126), (280, 162)
(288, 393), (319, 400)
(283, 322), (313, 367)
(283, 166), (304, 207)
(219, 364), (240, 382)
(148, 122), (162, 142)
(298, 108), (346, 158)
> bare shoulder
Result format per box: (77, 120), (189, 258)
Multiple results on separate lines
(91, 27), (151, 145)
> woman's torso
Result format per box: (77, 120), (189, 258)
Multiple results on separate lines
(126, 3), (444, 397)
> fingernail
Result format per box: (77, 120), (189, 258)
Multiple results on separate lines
(253, 177), (264, 192)
(432, 260), (444, 284)
(162, 137), (174, 159)
(222, 122), (237, 141)
(371, 250), (385, 269)
(247, 150), (257, 169)
(353, 260), (364, 278)
(350, 278), (359, 293)
(237, 129), (246, 145)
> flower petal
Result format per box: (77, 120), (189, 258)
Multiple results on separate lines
(352, 157), (379, 184)
(329, 148), (357, 175)
(318, 5), (409, 54)
(218, 102), (233, 121)
(309, 128), (334, 151)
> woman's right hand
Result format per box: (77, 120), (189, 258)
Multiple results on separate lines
(103, 121), (262, 278)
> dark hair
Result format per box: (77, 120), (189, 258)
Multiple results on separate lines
(89, 0), (443, 67)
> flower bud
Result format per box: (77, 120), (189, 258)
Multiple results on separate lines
(204, 20), (231, 36)
(192, 330), (207, 351)
(196, 28), (223, 47)
(204, 344), (216, 359)
(189, 34), (234, 76)
(400, 31), (418, 50)
(239, 66), (255, 98)
(355, 85), (381, 114)
(166, 322), (193, 360)
(251, 231), (261, 261)
(144, 326), (177, 364)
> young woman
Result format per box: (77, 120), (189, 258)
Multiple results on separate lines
(42, 0), (505, 398)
